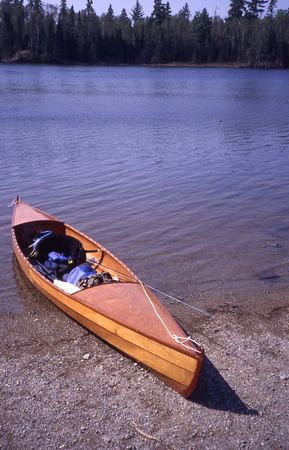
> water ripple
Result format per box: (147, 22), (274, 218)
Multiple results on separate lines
(1, 65), (289, 312)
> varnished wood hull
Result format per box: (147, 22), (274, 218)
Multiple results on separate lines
(12, 200), (204, 397)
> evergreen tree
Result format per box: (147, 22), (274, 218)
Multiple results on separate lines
(102, 4), (115, 36)
(106, 4), (114, 21)
(165, 2), (171, 19)
(228, 0), (245, 19)
(84, 0), (99, 62)
(245, 0), (268, 18)
(130, 0), (144, 26)
(151, 0), (166, 25)
(175, 3), (192, 60)
(131, 0), (144, 60)
(56, 0), (68, 59)
(118, 8), (130, 24)
(178, 2), (191, 21)
(192, 8), (212, 62)
(117, 8), (132, 44)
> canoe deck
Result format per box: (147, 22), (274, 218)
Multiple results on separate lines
(12, 199), (204, 397)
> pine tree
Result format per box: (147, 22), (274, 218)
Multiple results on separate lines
(117, 8), (132, 42)
(178, 3), (191, 21)
(175, 2), (192, 61)
(84, 0), (98, 62)
(119, 8), (130, 23)
(228, 0), (245, 19)
(192, 8), (212, 62)
(151, 0), (166, 25)
(101, 4), (115, 37)
(245, 0), (268, 18)
(130, 0), (144, 26)
(106, 4), (114, 21)
(165, 2), (171, 19)
(56, 0), (68, 58)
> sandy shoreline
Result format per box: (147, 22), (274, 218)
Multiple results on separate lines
(1, 265), (289, 449)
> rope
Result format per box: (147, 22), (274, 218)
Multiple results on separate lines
(8, 198), (17, 207)
(88, 258), (211, 317)
(145, 284), (212, 317)
(139, 281), (203, 354)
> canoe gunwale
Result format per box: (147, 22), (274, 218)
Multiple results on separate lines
(13, 216), (140, 283)
(65, 222), (140, 283)
(11, 200), (204, 396)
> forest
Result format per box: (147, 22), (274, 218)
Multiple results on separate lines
(0, 0), (289, 67)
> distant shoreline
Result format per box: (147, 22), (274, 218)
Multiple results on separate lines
(1, 59), (286, 70)
(0, 52), (286, 69)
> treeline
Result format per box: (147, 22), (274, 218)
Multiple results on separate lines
(1, 0), (289, 66)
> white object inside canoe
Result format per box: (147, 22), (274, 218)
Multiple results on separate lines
(53, 279), (81, 294)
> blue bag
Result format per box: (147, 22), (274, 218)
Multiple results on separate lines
(63, 263), (96, 285)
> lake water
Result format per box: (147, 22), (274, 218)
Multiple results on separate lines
(1, 64), (289, 314)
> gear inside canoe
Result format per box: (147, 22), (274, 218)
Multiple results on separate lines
(12, 198), (204, 397)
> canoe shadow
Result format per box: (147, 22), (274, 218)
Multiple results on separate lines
(191, 356), (259, 415)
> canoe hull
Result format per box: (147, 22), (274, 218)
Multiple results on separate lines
(12, 200), (204, 397)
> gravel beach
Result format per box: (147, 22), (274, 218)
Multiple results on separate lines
(1, 262), (289, 450)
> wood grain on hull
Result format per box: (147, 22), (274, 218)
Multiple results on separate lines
(12, 200), (204, 396)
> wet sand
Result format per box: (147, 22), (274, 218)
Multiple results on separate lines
(1, 265), (289, 449)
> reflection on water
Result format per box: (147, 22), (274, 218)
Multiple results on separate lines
(1, 65), (289, 313)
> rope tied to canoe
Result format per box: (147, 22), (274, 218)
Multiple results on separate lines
(145, 283), (212, 317)
(87, 258), (211, 317)
(8, 198), (18, 207)
(139, 281), (203, 354)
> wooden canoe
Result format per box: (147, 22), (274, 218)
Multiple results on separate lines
(12, 198), (204, 397)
